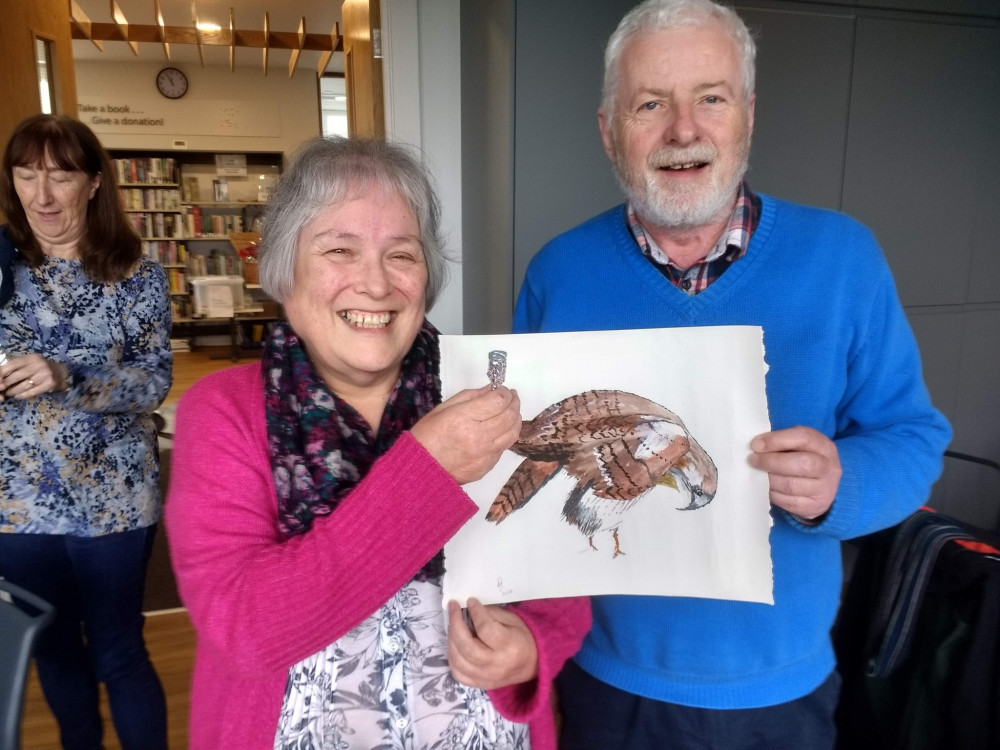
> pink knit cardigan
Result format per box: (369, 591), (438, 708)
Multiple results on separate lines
(166, 364), (591, 749)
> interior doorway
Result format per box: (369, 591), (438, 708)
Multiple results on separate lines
(320, 74), (349, 138)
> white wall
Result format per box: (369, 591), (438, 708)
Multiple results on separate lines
(383, 0), (464, 334)
(74, 60), (321, 157)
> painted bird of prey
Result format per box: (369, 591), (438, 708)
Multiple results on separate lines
(486, 390), (718, 557)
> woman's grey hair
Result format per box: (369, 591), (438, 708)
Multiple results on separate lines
(602, 0), (756, 115)
(259, 136), (449, 308)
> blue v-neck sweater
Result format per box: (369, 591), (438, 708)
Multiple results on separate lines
(513, 195), (951, 708)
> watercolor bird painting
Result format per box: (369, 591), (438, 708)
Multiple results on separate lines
(486, 390), (718, 557)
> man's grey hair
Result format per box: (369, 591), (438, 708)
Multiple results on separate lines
(258, 136), (449, 308)
(602, 0), (756, 116)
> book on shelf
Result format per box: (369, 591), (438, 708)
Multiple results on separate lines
(212, 179), (230, 202)
(128, 212), (182, 240)
(170, 296), (192, 319)
(184, 176), (200, 202)
(120, 187), (180, 211)
(167, 267), (188, 295)
(113, 157), (177, 185)
(186, 251), (240, 278)
(187, 205), (202, 237)
(188, 253), (208, 277)
(142, 240), (181, 264)
(180, 206), (244, 238)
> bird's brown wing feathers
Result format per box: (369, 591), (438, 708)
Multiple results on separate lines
(486, 459), (561, 523)
(512, 413), (642, 461)
(564, 432), (691, 501)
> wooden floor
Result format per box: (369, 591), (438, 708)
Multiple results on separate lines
(20, 348), (249, 750)
(21, 610), (195, 750)
(163, 346), (255, 407)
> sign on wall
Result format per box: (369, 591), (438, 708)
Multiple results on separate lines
(77, 98), (281, 137)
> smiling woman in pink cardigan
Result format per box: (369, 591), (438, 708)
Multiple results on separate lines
(166, 137), (590, 750)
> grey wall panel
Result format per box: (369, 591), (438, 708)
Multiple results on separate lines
(952, 309), (1000, 460)
(788, 0), (998, 17)
(969, 62), (1000, 305)
(736, 7), (854, 210)
(461, 0), (517, 334)
(856, 0), (999, 18)
(511, 0), (634, 295)
(926, 307), (1000, 530)
(842, 18), (998, 308)
(908, 308), (963, 426)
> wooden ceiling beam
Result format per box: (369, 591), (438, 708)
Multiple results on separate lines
(69, 0), (105, 51)
(316, 22), (341, 78)
(154, 0), (170, 60)
(287, 18), (305, 78)
(110, 0), (139, 55)
(262, 12), (269, 76)
(191, 2), (205, 67)
(70, 23), (342, 52)
(228, 7), (235, 72)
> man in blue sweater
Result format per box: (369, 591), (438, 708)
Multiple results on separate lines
(514, 1), (952, 748)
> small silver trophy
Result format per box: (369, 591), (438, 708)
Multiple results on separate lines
(487, 350), (507, 390)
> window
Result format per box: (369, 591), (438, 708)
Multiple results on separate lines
(35, 36), (56, 114)
(320, 75), (349, 138)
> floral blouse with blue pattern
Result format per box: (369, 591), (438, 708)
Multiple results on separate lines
(0, 254), (172, 536)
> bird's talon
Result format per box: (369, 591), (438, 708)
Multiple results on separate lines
(612, 528), (626, 557)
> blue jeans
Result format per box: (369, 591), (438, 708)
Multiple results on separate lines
(0, 527), (167, 750)
(556, 659), (840, 750)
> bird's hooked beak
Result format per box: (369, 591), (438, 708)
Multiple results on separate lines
(657, 455), (717, 511)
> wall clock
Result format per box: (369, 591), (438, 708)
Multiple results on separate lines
(155, 67), (188, 99)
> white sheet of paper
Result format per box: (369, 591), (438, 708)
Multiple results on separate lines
(441, 326), (774, 607)
(205, 284), (234, 318)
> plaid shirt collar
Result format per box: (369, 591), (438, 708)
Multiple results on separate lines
(627, 182), (760, 295)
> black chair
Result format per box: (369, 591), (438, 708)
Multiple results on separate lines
(0, 579), (54, 750)
(835, 507), (1000, 750)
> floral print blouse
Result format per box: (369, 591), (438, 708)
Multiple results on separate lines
(0, 254), (172, 536)
(274, 576), (530, 750)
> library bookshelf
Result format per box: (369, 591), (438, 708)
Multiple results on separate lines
(111, 150), (284, 353)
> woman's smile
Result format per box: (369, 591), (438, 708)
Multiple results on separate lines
(339, 310), (393, 328)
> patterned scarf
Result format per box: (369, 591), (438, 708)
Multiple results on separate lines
(262, 319), (444, 575)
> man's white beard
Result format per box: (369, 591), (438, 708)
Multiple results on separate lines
(614, 137), (751, 230)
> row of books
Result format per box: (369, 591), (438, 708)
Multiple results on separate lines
(130, 210), (248, 242)
(129, 212), (183, 240)
(180, 206), (246, 238)
(141, 243), (243, 278)
(120, 187), (181, 211)
(113, 157), (178, 186)
(188, 252), (239, 277)
(166, 268), (188, 295)
(142, 240), (188, 265)
(170, 296), (194, 321)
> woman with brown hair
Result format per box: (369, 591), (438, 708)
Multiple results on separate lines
(0, 114), (171, 750)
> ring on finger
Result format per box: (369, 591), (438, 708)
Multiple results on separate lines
(27, 378), (35, 387)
